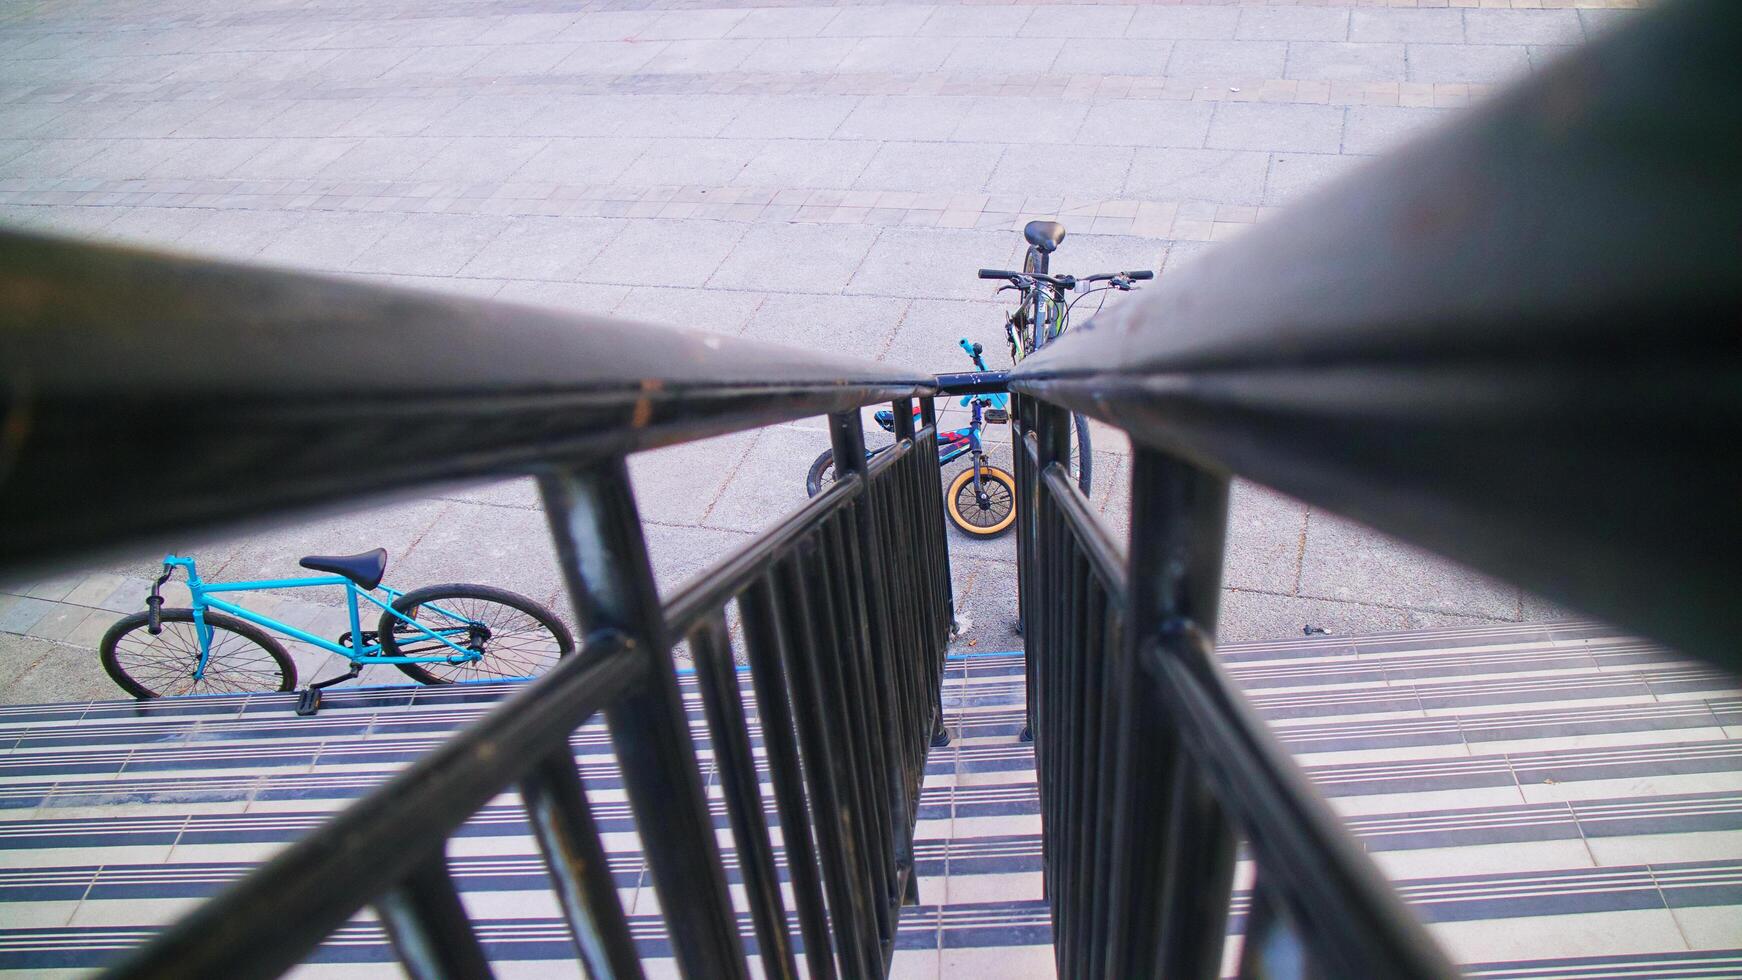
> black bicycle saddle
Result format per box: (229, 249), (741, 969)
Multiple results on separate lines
(1024, 220), (1066, 253)
(299, 548), (388, 590)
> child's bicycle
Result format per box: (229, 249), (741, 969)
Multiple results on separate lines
(806, 339), (1074, 538)
(99, 551), (574, 714)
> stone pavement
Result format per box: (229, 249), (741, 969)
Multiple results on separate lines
(0, 0), (1626, 703)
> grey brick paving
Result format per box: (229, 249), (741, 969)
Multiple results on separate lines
(0, 0), (1628, 703)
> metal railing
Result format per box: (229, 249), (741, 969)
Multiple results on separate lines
(1007, 1), (1738, 976)
(0, 232), (953, 978)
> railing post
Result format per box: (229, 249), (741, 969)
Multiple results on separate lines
(918, 395), (953, 748)
(1012, 394), (1034, 742)
(1109, 448), (1235, 979)
(539, 462), (748, 979)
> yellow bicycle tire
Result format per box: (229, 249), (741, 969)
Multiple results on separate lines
(946, 465), (1018, 537)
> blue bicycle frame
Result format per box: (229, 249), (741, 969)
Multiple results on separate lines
(162, 555), (484, 682)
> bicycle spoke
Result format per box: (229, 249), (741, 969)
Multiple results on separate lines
(111, 619), (285, 697)
(396, 594), (563, 683)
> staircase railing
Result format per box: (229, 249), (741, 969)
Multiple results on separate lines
(0, 231), (954, 979)
(1008, 0), (1738, 976)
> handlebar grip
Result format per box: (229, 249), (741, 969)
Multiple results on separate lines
(979, 269), (1019, 280)
(1128, 270), (1155, 280)
(146, 595), (164, 635)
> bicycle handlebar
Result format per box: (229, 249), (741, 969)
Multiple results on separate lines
(1079, 270), (1156, 283)
(980, 268), (1155, 287)
(147, 566), (173, 635)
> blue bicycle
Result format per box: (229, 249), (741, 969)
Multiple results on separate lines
(99, 551), (573, 711)
(804, 339), (1088, 538)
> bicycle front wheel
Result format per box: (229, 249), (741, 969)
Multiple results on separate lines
(380, 585), (574, 684)
(946, 465), (1018, 538)
(1071, 413), (1093, 495)
(806, 449), (837, 497)
(100, 609), (297, 699)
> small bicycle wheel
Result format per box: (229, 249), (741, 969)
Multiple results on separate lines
(806, 449), (837, 497)
(380, 584), (574, 684)
(1070, 413), (1094, 495)
(100, 609), (297, 699)
(946, 465), (1018, 538)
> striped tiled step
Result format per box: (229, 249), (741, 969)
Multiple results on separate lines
(0, 620), (1737, 978)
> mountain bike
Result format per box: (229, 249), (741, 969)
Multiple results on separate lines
(980, 219), (1154, 365)
(99, 551), (574, 713)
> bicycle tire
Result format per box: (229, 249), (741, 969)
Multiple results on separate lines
(100, 608), (297, 699)
(806, 448), (836, 497)
(1072, 413), (1094, 495)
(380, 584), (574, 684)
(945, 465), (1018, 538)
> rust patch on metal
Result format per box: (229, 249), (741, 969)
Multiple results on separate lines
(631, 378), (664, 428)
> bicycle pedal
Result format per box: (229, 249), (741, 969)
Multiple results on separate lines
(295, 688), (322, 716)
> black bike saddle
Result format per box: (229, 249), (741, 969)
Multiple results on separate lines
(299, 548), (388, 590)
(1024, 220), (1065, 253)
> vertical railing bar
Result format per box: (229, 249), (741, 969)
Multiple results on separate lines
(1236, 870), (1288, 980)
(1106, 447), (1231, 976)
(1070, 577), (1108, 977)
(884, 430), (927, 798)
(823, 510), (898, 936)
(777, 547), (883, 977)
(829, 409), (911, 905)
(374, 856), (496, 980)
(1060, 540), (1090, 973)
(519, 749), (646, 980)
(741, 576), (838, 980)
(690, 611), (801, 980)
(539, 463), (749, 979)
(1152, 742), (1237, 980)
(1011, 395), (1031, 743)
(1087, 609), (1123, 980)
(918, 396), (956, 646)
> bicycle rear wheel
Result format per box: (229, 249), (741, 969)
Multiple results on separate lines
(100, 609), (297, 699)
(380, 584), (574, 684)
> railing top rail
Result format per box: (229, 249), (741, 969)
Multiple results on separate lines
(0, 231), (932, 580)
(1011, 0), (1742, 670)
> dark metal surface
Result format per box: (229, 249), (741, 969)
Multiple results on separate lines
(933, 370), (1009, 395)
(375, 857), (497, 980)
(541, 462), (749, 978)
(1014, 380), (1455, 977)
(1010, 0), (1742, 669)
(105, 397), (953, 980)
(520, 749), (646, 979)
(104, 635), (641, 980)
(0, 230), (933, 582)
(1151, 622), (1457, 978)
(690, 612), (798, 980)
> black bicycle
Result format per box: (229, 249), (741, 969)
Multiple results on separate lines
(807, 220), (1151, 537)
(980, 219), (1154, 365)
